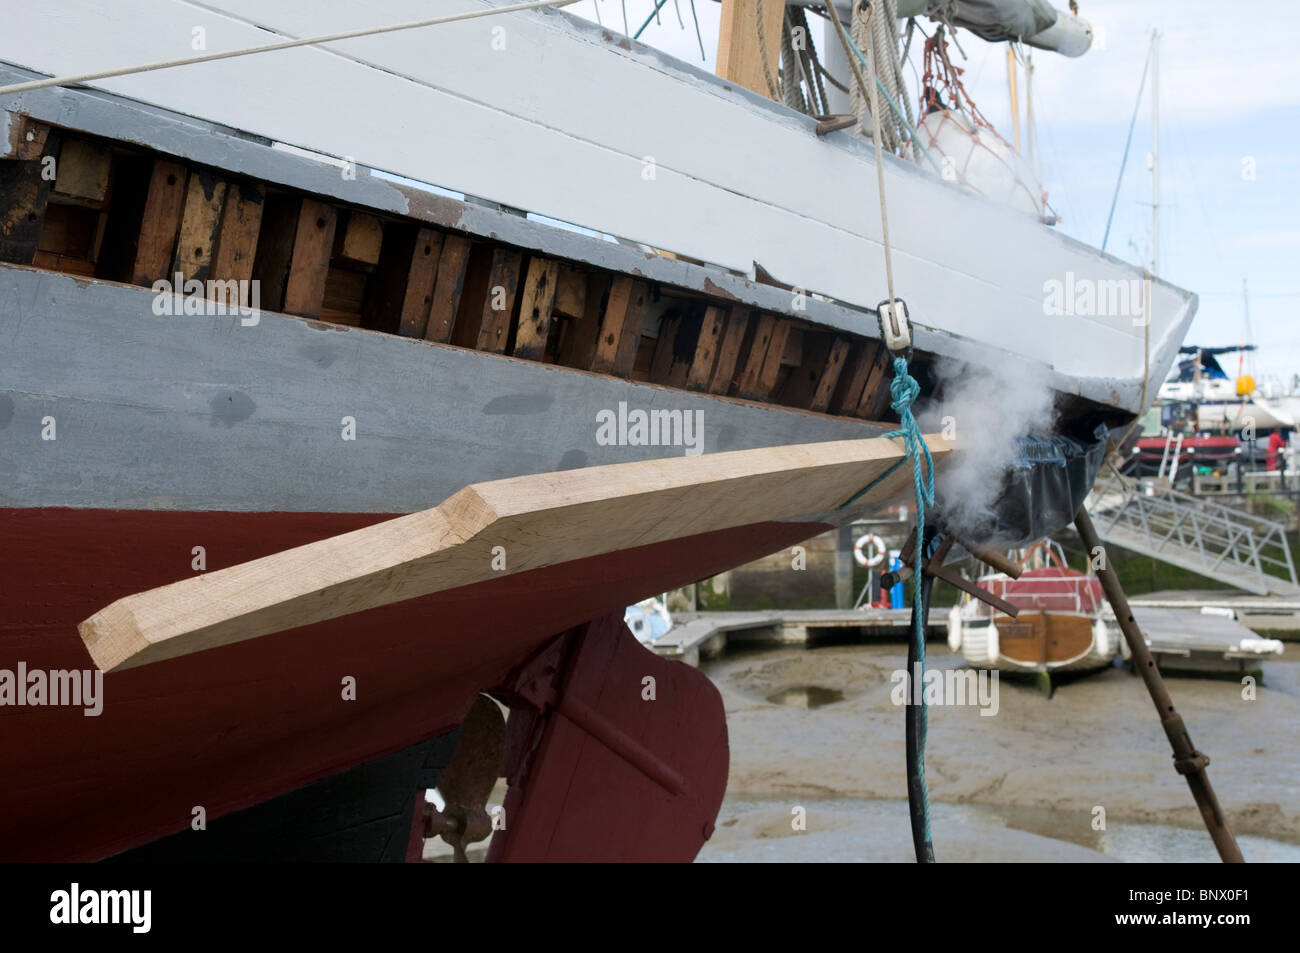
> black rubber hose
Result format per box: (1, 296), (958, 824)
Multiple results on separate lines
(906, 570), (936, 863)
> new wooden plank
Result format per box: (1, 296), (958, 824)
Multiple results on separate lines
(557, 272), (609, 369)
(716, 0), (786, 99)
(511, 256), (560, 361)
(810, 337), (852, 413)
(171, 169), (228, 283)
(78, 433), (951, 672)
(424, 233), (472, 344)
(591, 276), (647, 377)
(209, 181), (263, 307)
(734, 313), (779, 400)
(686, 305), (727, 391)
(282, 198), (337, 319)
(708, 307), (750, 395)
(475, 247), (524, 353)
(130, 158), (186, 285)
(553, 263), (587, 319)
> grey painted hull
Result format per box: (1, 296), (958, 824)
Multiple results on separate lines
(0, 264), (887, 513)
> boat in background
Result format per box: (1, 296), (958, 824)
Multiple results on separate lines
(948, 540), (1117, 692)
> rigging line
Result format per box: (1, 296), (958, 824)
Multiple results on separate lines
(672, 0), (684, 30)
(0, 0), (584, 96)
(592, 0), (602, 27)
(633, 0), (672, 38)
(688, 0), (706, 60)
(1101, 36), (1154, 252)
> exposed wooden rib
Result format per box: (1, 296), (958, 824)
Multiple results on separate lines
(282, 198), (338, 319)
(591, 276), (647, 376)
(832, 340), (878, 415)
(776, 331), (831, 410)
(338, 212), (383, 267)
(857, 344), (894, 419)
(810, 336), (852, 413)
(425, 233), (472, 343)
(553, 262), (587, 319)
(79, 433), (950, 673)
(557, 272), (609, 369)
(649, 311), (682, 383)
(171, 170), (228, 284)
(756, 319), (793, 398)
(708, 306), (750, 395)
(130, 158), (187, 285)
(475, 247), (524, 353)
(51, 139), (111, 206)
(4, 115), (49, 161)
(210, 181), (264, 304)
(0, 133), (59, 265)
(734, 313), (779, 400)
(511, 256), (560, 361)
(686, 305), (727, 391)
(385, 226), (442, 337)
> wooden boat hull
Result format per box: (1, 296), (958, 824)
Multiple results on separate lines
(0, 505), (826, 861)
(954, 612), (1117, 673)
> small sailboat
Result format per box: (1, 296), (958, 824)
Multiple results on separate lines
(948, 540), (1118, 691)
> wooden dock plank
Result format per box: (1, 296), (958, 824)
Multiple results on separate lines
(511, 256), (560, 361)
(130, 158), (187, 285)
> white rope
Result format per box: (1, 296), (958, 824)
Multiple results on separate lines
(862, 4), (899, 309)
(851, 0), (913, 159)
(0, 0), (582, 97)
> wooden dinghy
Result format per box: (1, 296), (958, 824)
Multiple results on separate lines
(947, 541), (1118, 684)
(0, 434), (946, 862)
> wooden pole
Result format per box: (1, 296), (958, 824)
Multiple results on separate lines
(1006, 46), (1021, 152)
(716, 0), (786, 99)
(1073, 508), (1244, 863)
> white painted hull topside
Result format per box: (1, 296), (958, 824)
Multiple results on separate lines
(1, 0), (1195, 414)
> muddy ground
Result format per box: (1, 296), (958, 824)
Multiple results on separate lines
(696, 642), (1300, 862)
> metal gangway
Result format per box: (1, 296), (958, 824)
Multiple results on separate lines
(1087, 471), (1300, 596)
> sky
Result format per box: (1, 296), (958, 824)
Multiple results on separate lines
(566, 0), (1300, 386)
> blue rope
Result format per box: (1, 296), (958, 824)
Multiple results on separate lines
(839, 355), (935, 847)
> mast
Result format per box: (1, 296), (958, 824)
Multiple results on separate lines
(1151, 29), (1160, 276)
(715, 0), (785, 99)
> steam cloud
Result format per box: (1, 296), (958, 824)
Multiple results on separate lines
(917, 359), (1058, 543)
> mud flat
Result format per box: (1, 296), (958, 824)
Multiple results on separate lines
(698, 642), (1300, 862)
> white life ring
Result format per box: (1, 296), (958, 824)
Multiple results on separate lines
(854, 533), (886, 568)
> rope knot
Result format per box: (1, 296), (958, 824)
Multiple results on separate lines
(888, 356), (921, 416)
